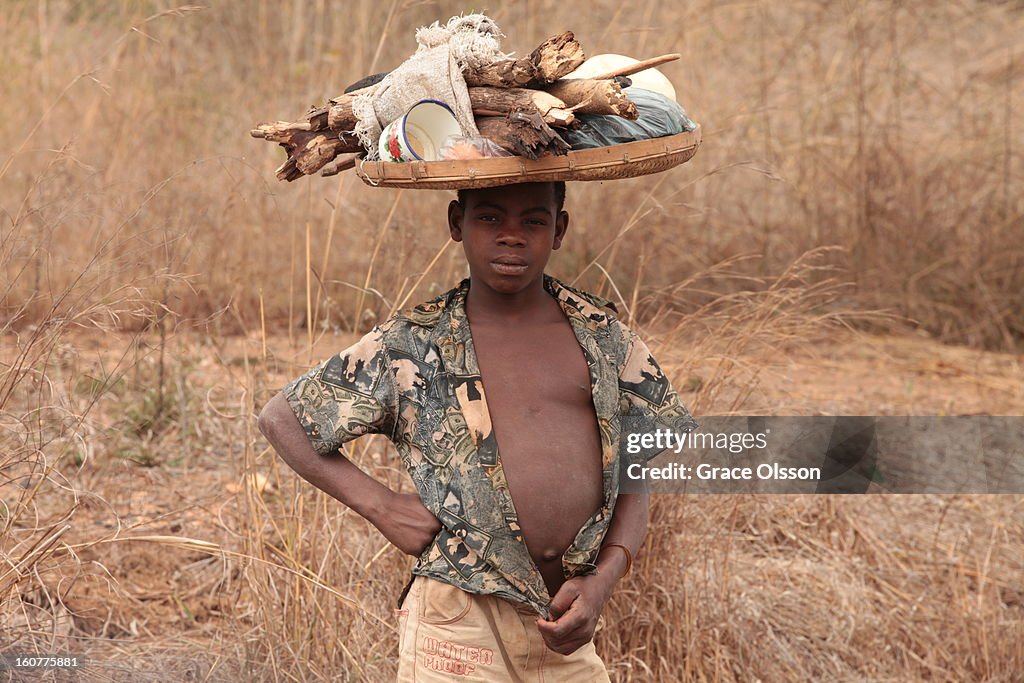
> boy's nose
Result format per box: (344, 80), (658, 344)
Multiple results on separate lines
(496, 224), (527, 247)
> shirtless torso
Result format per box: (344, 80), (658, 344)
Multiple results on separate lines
(468, 291), (604, 597)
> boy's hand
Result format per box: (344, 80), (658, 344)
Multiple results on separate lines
(370, 492), (442, 556)
(535, 571), (616, 655)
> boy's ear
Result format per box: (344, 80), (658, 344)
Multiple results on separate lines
(448, 199), (464, 242)
(552, 210), (569, 250)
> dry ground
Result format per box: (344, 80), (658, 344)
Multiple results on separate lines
(3, 326), (1022, 681)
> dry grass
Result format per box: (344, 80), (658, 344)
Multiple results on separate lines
(1, 0), (1021, 347)
(4, 323), (1023, 681)
(2, 0), (1023, 681)
(3, 320), (1024, 682)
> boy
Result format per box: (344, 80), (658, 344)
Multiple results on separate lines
(258, 181), (696, 681)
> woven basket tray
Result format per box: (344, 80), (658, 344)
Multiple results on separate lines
(354, 125), (701, 190)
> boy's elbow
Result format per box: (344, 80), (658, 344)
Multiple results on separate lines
(257, 393), (287, 439)
(257, 405), (274, 440)
(257, 407), (272, 439)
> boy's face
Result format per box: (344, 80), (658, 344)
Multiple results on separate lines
(448, 183), (569, 295)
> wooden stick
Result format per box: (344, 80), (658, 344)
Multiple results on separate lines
(543, 79), (638, 119)
(464, 31), (585, 88)
(293, 133), (359, 176)
(250, 121), (312, 141)
(468, 87), (574, 126)
(530, 31), (587, 84)
(326, 87), (576, 132)
(327, 99), (357, 130)
(320, 154), (358, 177)
(475, 111), (569, 159)
(251, 125), (361, 181)
(465, 57), (538, 89)
(589, 53), (680, 80)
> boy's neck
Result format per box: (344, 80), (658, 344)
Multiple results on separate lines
(464, 273), (556, 324)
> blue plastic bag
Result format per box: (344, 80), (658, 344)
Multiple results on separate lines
(562, 88), (696, 150)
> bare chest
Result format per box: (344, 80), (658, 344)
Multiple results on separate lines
(470, 315), (605, 584)
(471, 319), (594, 415)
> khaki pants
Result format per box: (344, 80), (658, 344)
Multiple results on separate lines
(396, 575), (610, 682)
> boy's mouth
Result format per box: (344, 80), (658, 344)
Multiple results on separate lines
(490, 255), (528, 275)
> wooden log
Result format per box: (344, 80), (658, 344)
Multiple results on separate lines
(468, 87), (573, 126)
(325, 87), (576, 132)
(252, 124), (361, 181)
(250, 120), (313, 142)
(303, 105), (330, 131)
(293, 132), (360, 176)
(315, 32), (583, 131)
(327, 98), (357, 130)
(321, 154), (358, 177)
(543, 78), (638, 119)
(464, 31), (585, 88)
(475, 111), (570, 160)
(325, 83), (380, 130)
(267, 81), (381, 135)
(465, 57), (536, 89)
(530, 31), (587, 84)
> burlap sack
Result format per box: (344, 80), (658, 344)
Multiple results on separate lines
(353, 14), (509, 160)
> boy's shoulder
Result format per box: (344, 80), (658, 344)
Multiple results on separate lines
(371, 276), (643, 366)
(369, 281), (463, 345)
(378, 276), (622, 331)
(548, 276), (620, 321)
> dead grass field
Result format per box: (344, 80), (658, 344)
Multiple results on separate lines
(2, 0), (1023, 681)
(3, 327), (1023, 681)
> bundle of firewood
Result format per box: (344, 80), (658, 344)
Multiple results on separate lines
(251, 32), (676, 182)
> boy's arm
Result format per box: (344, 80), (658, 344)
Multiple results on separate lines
(536, 491), (650, 655)
(258, 392), (441, 556)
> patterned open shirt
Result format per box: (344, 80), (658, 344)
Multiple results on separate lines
(283, 274), (698, 618)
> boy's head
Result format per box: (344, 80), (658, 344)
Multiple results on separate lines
(456, 181), (566, 214)
(448, 182), (569, 295)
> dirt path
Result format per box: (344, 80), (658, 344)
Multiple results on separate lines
(752, 332), (1024, 415)
(644, 330), (1024, 416)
